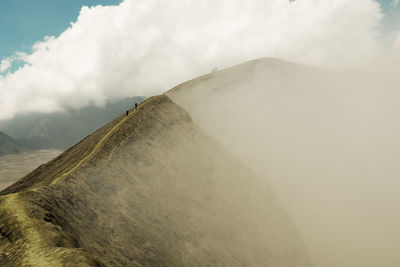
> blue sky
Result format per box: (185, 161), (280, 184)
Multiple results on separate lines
(0, 0), (399, 59)
(0, 0), (398, 62)
(0, 0), (121, 59)
(380, 0), (400, 31)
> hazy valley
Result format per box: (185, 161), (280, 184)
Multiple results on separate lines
(0, 96), (145, 151)
(0, 149), (61, 190)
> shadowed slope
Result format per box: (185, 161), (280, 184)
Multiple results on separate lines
(0, 95), (312, 266)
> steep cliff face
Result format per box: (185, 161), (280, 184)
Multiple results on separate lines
(0, 95), (312, 266)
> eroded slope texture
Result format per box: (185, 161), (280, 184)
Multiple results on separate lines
(0, 95), (312, 266)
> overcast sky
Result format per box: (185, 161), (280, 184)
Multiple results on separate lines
(0, 0), (399, 120)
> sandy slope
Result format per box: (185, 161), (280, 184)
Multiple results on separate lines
(0, 95), (312, 266)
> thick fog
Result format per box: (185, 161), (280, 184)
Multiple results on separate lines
(168, 58), (400, 267)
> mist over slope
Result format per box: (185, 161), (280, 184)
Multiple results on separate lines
(167, 58), (400, 267)
(0, 95), (312, 266)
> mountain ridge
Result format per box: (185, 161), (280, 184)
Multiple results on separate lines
(0, 94), (313, 266)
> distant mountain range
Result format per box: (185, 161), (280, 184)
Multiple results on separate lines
(0, 96), (145, 153)
(0, 131), (29, 156)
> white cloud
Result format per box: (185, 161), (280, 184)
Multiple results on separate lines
(0, 58), (12, 73)
(0, 0), (393, 120)
(392, 0), (400, 7)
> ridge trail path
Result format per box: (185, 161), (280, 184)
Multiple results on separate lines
(0, 194), (60, 266)
(50, 98), (152, 186)
(0, 98), (153, 266)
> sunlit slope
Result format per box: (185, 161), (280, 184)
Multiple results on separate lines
(167, 58), (400, 267)
(0, 95), (312, 266)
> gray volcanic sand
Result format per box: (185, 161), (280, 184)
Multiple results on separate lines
(0, 150), (61, 190)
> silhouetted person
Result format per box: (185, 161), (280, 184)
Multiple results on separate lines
(126, 110), (129, 116)
(135, 103), (138, 109)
